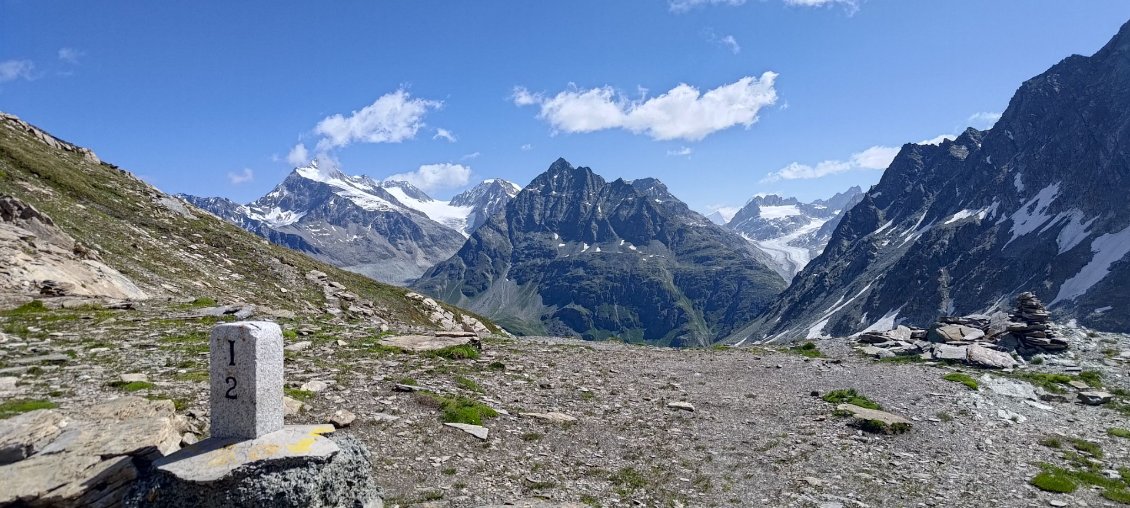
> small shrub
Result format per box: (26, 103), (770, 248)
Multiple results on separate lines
(943, 372), (979, 390)
(0, 399), (57, 419)
(442, 467), (456, 475)
(821, 389), (881, 410)
(487, 361), (506, 371)
(609, 467), (648, 493)
(522, 432), (543, 442)
(789, 341), (824, 358)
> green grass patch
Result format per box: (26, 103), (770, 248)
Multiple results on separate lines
(416, 392), (498, 425)
(789, 341), (824, 358)
(284, 387), (314, 401)
(877, 354), (926, 364)
(454, 376), (483, 392)
(487, 361), (506, 371)
(943, 372), (979, 390)
(1031, 468), (1077, 493)
(1104, 489), (1130, 504)
(397, 377), (418, 386)
(1011, 371), (1075, 394)
(821, 389), (881, 410)
(2, 300), (48, 316)
(187, 297), (217, 308)
(1078, 370), (1103, 388)
(1069, 437), (1103, 458)
(609, 467), (648, 494)
(0, 398), (57, 419)
(1109, 428), (1130, 439)
(1039, 436), (1063, 449)
(522, 432), (543, 441)
(175, 370), (208, 382)
(423, 344), (480, 360)
(109, 381), (155, 392)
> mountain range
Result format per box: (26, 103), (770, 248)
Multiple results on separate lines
(724, 187), (863, 280)
(413, 158), (787, 347)
(733, 19), (1130, 342)
(180, 164), (520, 285)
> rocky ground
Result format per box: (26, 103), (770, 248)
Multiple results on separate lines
(2, 300), (1130, 507)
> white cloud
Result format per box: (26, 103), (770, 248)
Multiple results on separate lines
(385, 163), (472, 193)
(514, 73), (778, 142)
(433, 128), (457, 143)
(704, 30), (741, 54)
(461, 151), (481, 160)
(762, 132), (960, 182)
(762, 144), (898, 182)
(667, 146), (693, 157)
(784, 0), (860, 13)
(227, 168), (254, 185)
(719, 35), (741, 54)
(917, 134), (956, 146)
(671, 0), (857, 13)
(511, 87), (541, 106)
(520, 143), (533, 151)
(313, 89), (441, 151)
(57, 48), (83, 64)
(287, 143), (309, 167)
(0, 60), (35, 83)
(669, 0), (746, 13)
(967, 111), (1002, 130)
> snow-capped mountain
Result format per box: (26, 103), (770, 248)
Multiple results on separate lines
(732, 20), (1130, 342)
(450, 179), (522, 232)
(725, 187), (863, 280)
(179, 162), (519, 285)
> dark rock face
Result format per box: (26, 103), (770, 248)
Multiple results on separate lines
(737, 20), (1130, 342)
(413, 158), (786, 347)
(725, 187), (863, 280)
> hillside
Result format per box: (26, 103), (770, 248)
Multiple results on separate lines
(0, 111), (497, 332)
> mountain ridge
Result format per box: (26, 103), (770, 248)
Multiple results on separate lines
(414, 158), (787, 346)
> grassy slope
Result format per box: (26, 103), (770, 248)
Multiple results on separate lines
(0, 116), (498, 332)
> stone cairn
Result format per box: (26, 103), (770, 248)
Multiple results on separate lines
(855, 291), (1070, 368)
(1007, 292), (1068, 353)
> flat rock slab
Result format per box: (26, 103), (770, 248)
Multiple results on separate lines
(519, 412), (578, 424)
(380, 334), (474, 352)
(445, 422), (489, 440)
(835, 404), (912, 434)
(155, 424), (339, 483)
(0, 409), (65, 465)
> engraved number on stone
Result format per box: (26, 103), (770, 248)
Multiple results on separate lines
(225, 376), (237, 399)
(227, 339), (235, 366)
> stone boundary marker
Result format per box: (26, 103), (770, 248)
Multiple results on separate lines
(209, 321), (283, 439)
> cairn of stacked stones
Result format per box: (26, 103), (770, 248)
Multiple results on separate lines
(1007, 292), (1068, 353)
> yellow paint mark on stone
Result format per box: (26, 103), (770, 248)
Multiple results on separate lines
(247, 443), (281, 462)
(286, 425), (334, 454)
(206, 446), (237, 467)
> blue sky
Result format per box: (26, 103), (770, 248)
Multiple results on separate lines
(2, 1), (1129, 217)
